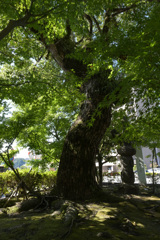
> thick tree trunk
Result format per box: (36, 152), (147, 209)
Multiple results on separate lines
(57, 73), (112, 200)
(57, 108), (111, 200)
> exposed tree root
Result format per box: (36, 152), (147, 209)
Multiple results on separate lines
(60, 201), (78, 239)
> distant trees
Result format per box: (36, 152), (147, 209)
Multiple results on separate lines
(13, 158), (26, 168)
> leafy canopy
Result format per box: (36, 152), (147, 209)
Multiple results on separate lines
(0, 0), (160, 167)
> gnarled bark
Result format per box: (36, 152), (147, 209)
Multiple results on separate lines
(57, 73), (112, 200)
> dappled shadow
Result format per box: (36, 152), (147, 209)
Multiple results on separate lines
(68, 196), (160, 240)
(1, 189), (160, 240)
(0, 209), (65, 240)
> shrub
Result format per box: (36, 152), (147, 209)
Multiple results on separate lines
(0, 169), (57, 196)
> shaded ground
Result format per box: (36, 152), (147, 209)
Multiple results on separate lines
(0, 185), (160, 240)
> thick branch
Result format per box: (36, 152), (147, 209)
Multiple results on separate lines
(0, 0), (34, 41)
(0, 14), (31, 41)
(0, 2), (63, 41)
(84, 13), (93, 36)
(111, 4), (137, 17)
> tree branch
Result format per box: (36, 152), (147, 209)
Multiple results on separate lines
(0, 2), (64, 41)
(111, 3), (138, 17)
(75, 37), (84, 44)
(84, 13), (93, 37)
(29, 0), (35, 12)
(102, 10), (110, 34)
(0, 14), (31, 41)
(65, 19), (72, 38)
(92, 16), (101, 33)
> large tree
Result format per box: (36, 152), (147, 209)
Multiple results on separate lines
(0, 0), (160, 199)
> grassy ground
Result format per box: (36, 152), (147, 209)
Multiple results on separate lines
(0, 185), (160, 240)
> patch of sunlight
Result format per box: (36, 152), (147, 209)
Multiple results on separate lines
(147, 196), (160, 201)
(7, 205), (19, 214)
(96, 209), (112, 219)
(92, 207), (117, 222)
(136, 223), (145, 228)
(86, 203), (104, 209)
(29, 214), (50, 220)
(132, 195), (160, 202)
